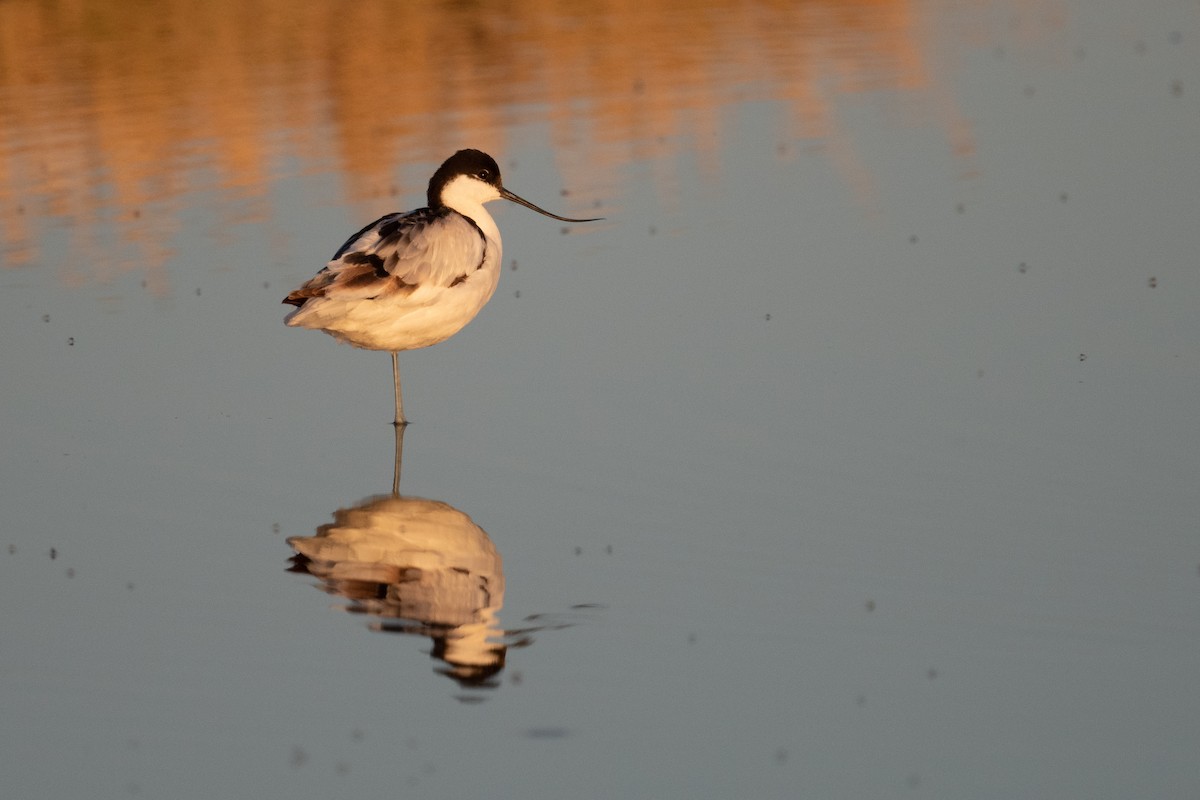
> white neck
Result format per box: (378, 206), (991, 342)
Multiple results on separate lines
(440, 175), (501, 245)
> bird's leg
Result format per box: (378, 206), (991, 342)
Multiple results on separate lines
(391, 351), (407, 427)
(391, 421), (406, 496)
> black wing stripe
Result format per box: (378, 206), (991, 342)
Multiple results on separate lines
(332, 213), (400, 260)
(339, 251), (388, 278)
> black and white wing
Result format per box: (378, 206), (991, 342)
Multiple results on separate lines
(283, 207), (488, 307)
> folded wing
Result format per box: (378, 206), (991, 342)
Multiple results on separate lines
(284, 208), (489, 307)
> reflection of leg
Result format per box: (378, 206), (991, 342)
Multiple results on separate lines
(392, 351), (407, 427)
(392, 422), (406, 496)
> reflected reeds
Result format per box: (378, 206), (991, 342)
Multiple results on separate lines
(0, 0), (976, 289)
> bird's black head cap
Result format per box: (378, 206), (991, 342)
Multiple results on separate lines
(428, 149), (502, 208)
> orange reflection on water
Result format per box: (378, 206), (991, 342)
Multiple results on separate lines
(0, 0), (975, 289)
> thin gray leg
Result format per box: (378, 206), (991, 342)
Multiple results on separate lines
(391, 422), (405, 496)
(391, 351), (407, 426)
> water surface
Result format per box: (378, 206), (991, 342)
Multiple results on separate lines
(3, 1), (1199, 797)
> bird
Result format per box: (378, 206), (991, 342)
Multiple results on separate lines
(283, 149), (600, 425)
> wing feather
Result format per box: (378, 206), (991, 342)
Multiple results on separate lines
(283, 208), (488, 307)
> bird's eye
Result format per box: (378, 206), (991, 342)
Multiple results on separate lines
(477, 169), (491, 180)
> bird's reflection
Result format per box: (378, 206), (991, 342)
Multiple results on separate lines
(288, 495), (506, 687)
(287, 427), (505, 687)
(286, 427), (594, 693)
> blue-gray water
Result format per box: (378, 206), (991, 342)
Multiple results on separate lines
(2, 1), (1199, 797)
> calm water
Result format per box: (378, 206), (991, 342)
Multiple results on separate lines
(3, 1), (1199, 797)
